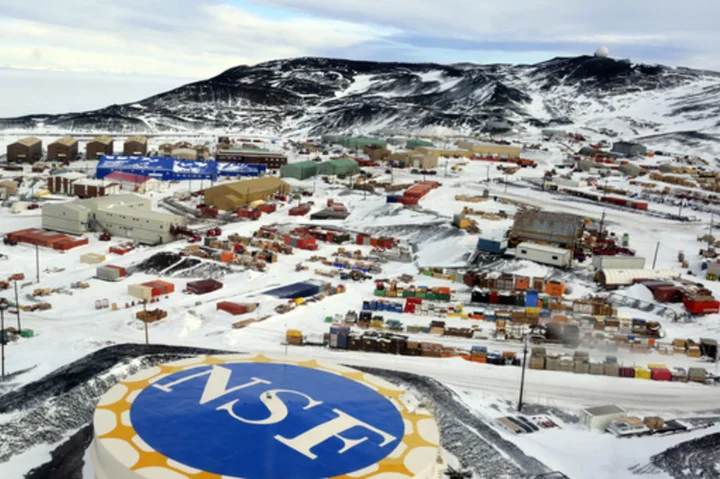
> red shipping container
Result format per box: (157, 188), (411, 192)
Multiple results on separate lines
(289, 206), (309, 216)
(489, 291), (499, 304)
(106, 265), (127, 277)
(684, 298), (720, 315)
(356, 234), (369, 245)
(406, 297), (423, 305)
(398, 197), (419, 206)
(187, 279), (223, 295)
(404, 303), (416, 314)
(217, 301), (247, 316)
(259, 203), (277, 213)
(651, 368), (672, 381)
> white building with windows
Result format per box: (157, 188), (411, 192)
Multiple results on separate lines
(42, 194), (185, 244)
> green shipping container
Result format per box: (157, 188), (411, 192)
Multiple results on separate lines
(415, 291), (426, 299)
(20, 329), (34, 338)
(375, 289), (386, 297)
(423, 270), (434, 276)
(542, 297), (549, 308)
(325, 316), (333, 323)
(403, 290), (415, 298)
(426, 293), (437, 301)
(438, 294), (451, 301)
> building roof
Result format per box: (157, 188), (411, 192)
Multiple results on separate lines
(517, 242), (571, 255)
(106, 171), (152, 183)
(600, 269), (680, 286)
(50, 172), (86, 180)
(208, 177), (289, 195)
(97, 205), (180, 222)
(513, 211), (584, 243)
(583, 404), (626, 416)
(52, 136), (78, 147)
(326, 157), (358, 168)
(90, 136), (113, 145)
(281, 160), (319, 170)
(74, 178), (118, 187)
(16, 136), (41, 147)
(125, 136), (148, 144)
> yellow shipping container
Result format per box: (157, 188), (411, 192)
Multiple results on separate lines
(286, 329), (303, 338)
(634, 367), (652, 380)
(34, 189), (50, 197)
(647, 363), (667, 370)
(295, 297), (305, 306)
(458, 219), (470, 229)
(370, 320), (384, 329)
(525, 307), (540, 315)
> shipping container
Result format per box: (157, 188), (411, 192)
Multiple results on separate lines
(592, 255), (646, 270)
(264, 281), (322, 299)
(217, 301), (250, 315)
(96, 265), (126, 281)
(186, 279), (223, 295)
(128, 284), (153, 300)
(517, 242), (572, 267)
(476, 237), (508, 254)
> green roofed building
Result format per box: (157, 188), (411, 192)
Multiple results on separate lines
(406, 139), (434, 149)
(340, 137), (387, 150)
(280, 160), (319, 180)
(318, 157), (359, 176)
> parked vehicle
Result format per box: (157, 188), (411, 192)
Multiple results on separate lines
(187, 235), (201, 243)
(27, 203), (40, 210)
(606, 417), (650, 437)
(99, 232), (111, 241)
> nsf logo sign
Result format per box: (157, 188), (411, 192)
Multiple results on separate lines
(131, 363), (405, 479)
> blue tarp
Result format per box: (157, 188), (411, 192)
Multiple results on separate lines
(96, 155), (266, 181)
(264, 282), (322, 299)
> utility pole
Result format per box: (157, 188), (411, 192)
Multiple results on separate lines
(599, 210), (607, 239)
(486, 165), (490, 183)
(652, 241), (660, 269)
(0, 299), (9, 378)
(708, 214), (715, 253)
(517, 333), (529, 412)
(445, 159), (449, 177)
(35, 244), (40, 284)
(13, 281), (21, 334)
(504, 172), (508, 193)
(143, 300), (149, 345)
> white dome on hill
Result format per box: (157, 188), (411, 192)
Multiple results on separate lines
(595, 46), (610, 58)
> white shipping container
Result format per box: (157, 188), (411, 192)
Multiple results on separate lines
(592, 255), (646, 270)
(516, 242), (572, 267)
(128, 284), (153, 300)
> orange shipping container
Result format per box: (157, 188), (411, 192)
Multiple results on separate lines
(220, 251), (234, 263)
(545, 281), (566, 296)
(437, 287), (451, 295)
(514, 276), (530, 290)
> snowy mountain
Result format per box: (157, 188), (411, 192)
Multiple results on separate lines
(3, 56), (720, 139)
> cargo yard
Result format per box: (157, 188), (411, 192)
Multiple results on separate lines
(1, 132), (720, 479)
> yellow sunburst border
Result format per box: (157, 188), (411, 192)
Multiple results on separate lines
(93, 354), (442, 479)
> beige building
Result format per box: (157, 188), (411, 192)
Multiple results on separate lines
(415, 147), (473, 159)
(172, 147), (198, 160)
(42, 194), (184, 244)
(204, 177), (290, 211)
(364, 145), (390, 162)
(456, 141), (521, 158)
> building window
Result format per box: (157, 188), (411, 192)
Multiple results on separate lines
(552, 256), (558, 260)
(521, 249), (527, 254)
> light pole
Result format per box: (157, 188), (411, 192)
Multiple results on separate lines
(143, 299), (149, 345)
(13, 280), (21, 334)
(0, 298), (8, 378)
(517, 333), (529, 412)
(35, 244), (40, 284)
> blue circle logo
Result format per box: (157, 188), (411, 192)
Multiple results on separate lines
(131, 363), (404, 479)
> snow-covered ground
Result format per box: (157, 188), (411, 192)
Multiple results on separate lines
(1, 130), (720, 479)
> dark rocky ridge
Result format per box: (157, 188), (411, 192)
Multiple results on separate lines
(2, 55), (719, 135)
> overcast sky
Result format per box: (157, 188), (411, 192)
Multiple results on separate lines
(0, 0), (716, 116)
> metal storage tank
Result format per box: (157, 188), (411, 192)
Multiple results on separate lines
(90, 354), (443, 479)
(7, 137), (42, 163)
(47, 137), (79, 161)
(280, 160), (319, 180)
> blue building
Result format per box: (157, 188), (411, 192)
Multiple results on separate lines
(96, 155), (266, 181)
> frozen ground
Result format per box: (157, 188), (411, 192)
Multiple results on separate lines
(1, 130), (720, 478)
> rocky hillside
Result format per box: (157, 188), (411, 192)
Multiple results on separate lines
(2, 56), (720, 137)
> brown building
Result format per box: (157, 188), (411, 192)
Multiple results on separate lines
(123, 136), (148, 156)
(158, 143), (173, 156)
(364, 145), (390, 162)
(216, 148), (288, 169)
(195, 145), (211, 160)
(48, 137), (79, 162)
(7, 137), (42, 163)
(204, 177), (290, 211)
(72, 179), (120, 198)
(48, 172), (86, 195)
(86, 136), (114, 159)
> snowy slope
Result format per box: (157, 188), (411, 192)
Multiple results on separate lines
(2, 56), (720, 143)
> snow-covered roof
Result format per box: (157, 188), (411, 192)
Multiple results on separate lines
(517, 242), (571, 255)
(106, 171), (152, 183)
(583, 404), (626, 416)
(599, 269), (680, 286)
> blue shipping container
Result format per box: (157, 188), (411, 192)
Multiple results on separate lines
(525, 290), (539, 307)
(476, 238), (508, 254)
(264, 282), (322, 299)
